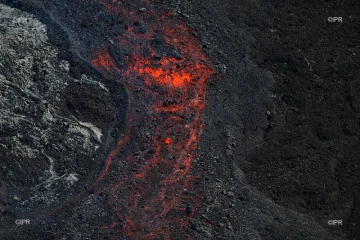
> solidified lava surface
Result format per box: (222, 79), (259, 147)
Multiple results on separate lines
(1, 0), (358, 240)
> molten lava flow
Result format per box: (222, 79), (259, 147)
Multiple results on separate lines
(90, 0), (213, 239)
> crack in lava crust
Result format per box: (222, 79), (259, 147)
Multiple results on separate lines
(90, 1), (213, 239)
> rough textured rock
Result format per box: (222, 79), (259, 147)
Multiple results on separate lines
(242, 1), (360, 239)
(0, 0), (356, 239)
(0, 3), (126, 215)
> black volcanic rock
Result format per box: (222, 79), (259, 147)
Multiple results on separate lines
(0, 0), (356, 239)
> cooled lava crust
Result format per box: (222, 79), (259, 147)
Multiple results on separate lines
(1, 0), (358, 240)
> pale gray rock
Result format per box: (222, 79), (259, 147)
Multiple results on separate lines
(0, 3), (107, 208)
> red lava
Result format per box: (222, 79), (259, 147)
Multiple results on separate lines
(89, 0), (214, 239)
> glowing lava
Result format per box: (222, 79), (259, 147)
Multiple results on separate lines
(90, 0), (213, 239)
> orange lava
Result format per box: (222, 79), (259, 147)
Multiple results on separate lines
(89, 0), (213, 239)
(134, 58), (192, 87)
(164, 138), (172, 145)
(91, 50), (118, 71)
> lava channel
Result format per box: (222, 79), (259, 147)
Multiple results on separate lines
(89, 1), (213, 239)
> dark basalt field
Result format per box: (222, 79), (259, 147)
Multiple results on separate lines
(0, 0), (358, 239)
